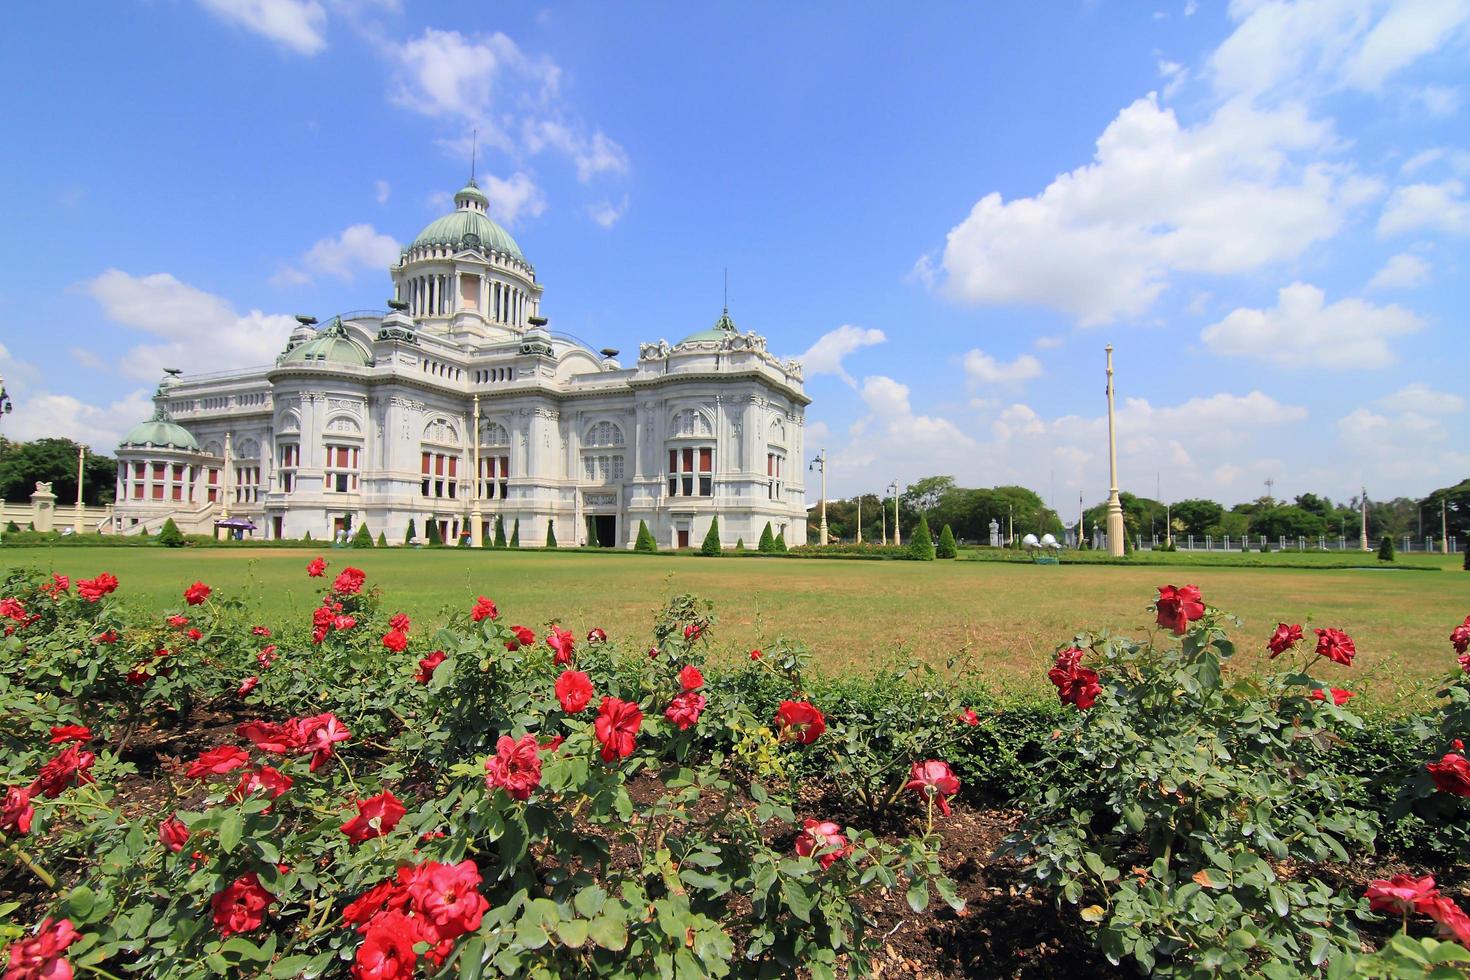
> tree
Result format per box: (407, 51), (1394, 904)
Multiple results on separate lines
(158, 518), (185, 548)
(545, 520), (557, 548)
(1251, 506), (1326, 540)
(936, 523), (957, 559)
(510, 520), (520, 548)
(910, 514), (936, 560)
(1378, 535), (1395, 563)
(902, 476), (957, 518)
(585, 515), (599, 547)
(1463, 537), (1469, 571)
(734, 537), (745, 552)
(303, 529), (312, 542)
(426, 520), (442, 546)
(352, 524), (374, 548)
(773, 529), (787, 553)
(700, 517), (722, 555)
(758, 522), (775, 553)
(634, 520), (658, 553)
(494, 515), (507, 548)
(404, 519), (417, 545)
(0, 437), (118, 506)
(1171, 499), (1225, 538)
(377, 531), (387, 547)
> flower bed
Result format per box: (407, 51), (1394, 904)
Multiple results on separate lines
(1, 564), (1468, 978)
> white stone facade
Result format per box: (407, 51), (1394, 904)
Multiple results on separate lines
(111, 183), (810, 549)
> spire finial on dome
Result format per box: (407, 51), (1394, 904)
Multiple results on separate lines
(470, 127), (477, 183)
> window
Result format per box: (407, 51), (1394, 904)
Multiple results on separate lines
(278, 442), (300, 493)
(767, 452), (785, 500)
(234, 465), (261, 503)
(207, 467), (219, 504)
(420, 451), (461, 499)
(582, 455), (625, 483)
(324, 445), (360, 494)
(671, 410), (712, 438)
(133, 462), (145, 499)
(667, 446), (713, 497)
(478, 455), (511, 499)
(585, 421), (625, 447)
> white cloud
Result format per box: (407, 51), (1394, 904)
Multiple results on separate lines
(374, 179), (391, 204)
(1035, 335), (1064, 350)
(274, 224), (399, 286)
(798, 325), (887, 385)
(587, 196), (629, 228)
(962, 348), (1043, 385)
(196, 0), (327, 55)
(1414, 84), (1462, 115)
(82, 270), (298, 381)
(68, 347), (110, 372)
(1335, 403), (1470, 492)
(1377, 382), (1466, 414)
(3, 389), (155, 449)
(522, 120), (630, 183)
(480, 173), (546, 227)
(1366, 251), (1432, 289)
(1201, 282), (1423, 369)
(1377, 179), (1470, 236)
(928, 94), (1374, 325)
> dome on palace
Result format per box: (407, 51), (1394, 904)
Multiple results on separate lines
(121, 411), (198, 451)
(678, 307), (740, 345)
(410, 180), (525, 261)
(278, 319), (370, 366)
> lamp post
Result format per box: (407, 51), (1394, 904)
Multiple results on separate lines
(470, 395), (484, 548)
(1104, 345), (1125, 557)
(856, 494), (862, 545)
(888, 481), (900, 547)
(74, 444), (86, 532)
(1443, 497), (1450, 555)
(809, 449), (828, 545)
(880, 495), (887, 545)
(1359, 487), (1369, 552)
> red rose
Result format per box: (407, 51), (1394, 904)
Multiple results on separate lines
(546, 626), (575, 666)
(2, 786), (35, 836)
(300, 713), (351, 772)
(333, 567), (367, 595)
(1452, 621), (1470, 655)
(41, 574), (70, 598)
(906, 759), (961, 816)
(1366, 874), (1440, 917)
(4, 918), (80, 980)
(352, 910), (420, 980)
(678, 664), (704, 691)
(333, 614), (357, 632)
(251, 625), (271, 637)
(167, 614), (190, 628)
(1423, 895), (1470, 946)
(1314, 627), (1356, 666)
(231, 766), (293, 803)
(387, 612), (410, 633)
(594, 697), (643, 762)
(555, 670), (594, 713)
(795, 818), (850, 869)
(587, 627), (607, 643)
(407, 860), (488, 937)
(236, 677), (259, 697)
(1048, 649), (1102, 710)
(1266, 623), (1303, 658)
(683, 623), (702, 641)
(415, 651), (446, 684)
(211, 872), (271, 936)
(1155, 585), (1205, 635)
(665, 691), (706, 731)
(958, 708), (981, 726)
(184, 581), (212, 606)
(95, 629), (118, 645)
(237, 719), (305, 754)
(775, 700), (826, 744)
(186, 745), (251, 780)
(1428, 753), (1470, 796)
(1309, 687), (1353, 706)
(76, 573), (119, 602)
(159, 814), (189, 852)
(484, 734), (543, 801)
(186, 628), (203, 642)
(343, 878), (409, 928)
(257, 645), (278, 669)
(31, 744), (96, 798)
(382, 629), (408, 653)
(342, 790), (408, 845)
(48, 725), (91, 745)
(307, 557), (327, 577)
(470, 596), (498, 622)
(506, 625), (536, 651)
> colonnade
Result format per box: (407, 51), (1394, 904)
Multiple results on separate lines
(405, 272), (530, 326)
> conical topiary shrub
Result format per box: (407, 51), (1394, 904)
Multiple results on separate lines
(494, 515), (507, 549)
(936, 523), (957, 559)
(426, 520), (442, 546)
(1378, 535), (1395, 562)
(910, 514), (936, 560)
(510, 520), (520, 548)
(546, 520), (557, 548)
(377, 531), (387, 548)
(700, 517), (722, 556)
(158, 518), (185, 548)
(773, 529), (787, 553)
(734, 537), (745, 552)
(635, 520), (658, 553)
(404, 519), (416, 545)
(758, 522), (775, 553)
(352, 524), (373, 548)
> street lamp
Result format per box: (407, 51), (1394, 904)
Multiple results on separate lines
(888, 481), (900, 547)
(809, 449), (828, 545)
(0, 373), (13, 425)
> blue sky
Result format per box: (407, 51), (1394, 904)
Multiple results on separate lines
(1, 0), (1466, 508)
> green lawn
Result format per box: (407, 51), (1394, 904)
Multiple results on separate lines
(2, 545), (1465, 705)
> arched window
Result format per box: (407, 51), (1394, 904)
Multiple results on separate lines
(584, 421), (625, 447)
(670, 409), (712, 438)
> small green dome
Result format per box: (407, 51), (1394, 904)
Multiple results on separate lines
(279, 319), (370, 367)
(411, 181), (524, 261)
(678, 307), (740, 345)
(121, 413), (198, 451)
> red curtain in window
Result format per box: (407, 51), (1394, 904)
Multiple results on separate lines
(421, 452), (431, 475)
(699, 448), (712, 472)
(682, 448), (694, 471)
(448, 457), (457, 478)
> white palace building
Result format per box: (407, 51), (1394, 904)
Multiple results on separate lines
(111, 179), (810, 549)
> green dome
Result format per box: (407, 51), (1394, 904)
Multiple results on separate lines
(279, 319), (370, 367)
(678, 307), (740, 345)
(411, 181), (524, 261)
(121, 412), (198, 451)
